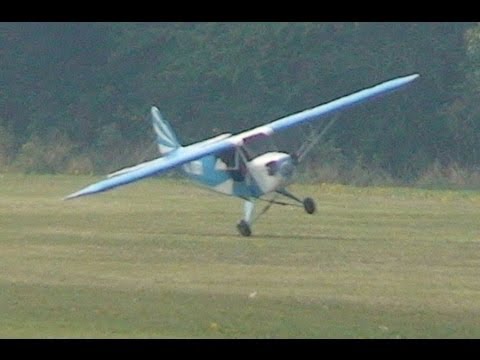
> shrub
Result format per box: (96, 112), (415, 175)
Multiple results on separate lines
(14, 130), (76, 173)
(0, 124), (15, 171)
(416, 160), (480, 189)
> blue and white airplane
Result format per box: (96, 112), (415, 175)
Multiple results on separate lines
(65, 74), (419, 236)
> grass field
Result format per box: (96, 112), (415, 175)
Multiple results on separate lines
(1, 173), (479, 338)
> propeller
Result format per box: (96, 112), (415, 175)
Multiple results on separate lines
(265, 158), (295, 178)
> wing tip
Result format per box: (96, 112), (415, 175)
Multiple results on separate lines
(63, 191), (83, 201)
(63, 184), (99, 201)
(400, 73), (420, 84)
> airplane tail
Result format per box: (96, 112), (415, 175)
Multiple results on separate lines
(150, 106), (182, 156)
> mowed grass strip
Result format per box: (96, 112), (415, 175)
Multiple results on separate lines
(0, 174), (479, 338)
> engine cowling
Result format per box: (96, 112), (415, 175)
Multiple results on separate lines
(246, 152), (296, 194)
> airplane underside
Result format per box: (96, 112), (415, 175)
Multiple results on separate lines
(181, 150), (316, 236)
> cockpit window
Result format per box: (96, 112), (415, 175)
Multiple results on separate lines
(241, 133), (276, 161)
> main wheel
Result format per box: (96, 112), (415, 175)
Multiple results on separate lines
(237, 220), (252, 237)
(303, 197), (316, 214)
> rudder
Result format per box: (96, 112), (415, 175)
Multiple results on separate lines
(151, 106), (181, 156)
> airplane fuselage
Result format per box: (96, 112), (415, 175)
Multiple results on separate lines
(181, 151), (295, 199)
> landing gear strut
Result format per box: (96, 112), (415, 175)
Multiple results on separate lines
(237, 200), (255, 237)
(277, 188), (316, 215)
(236, 190), (317, 237)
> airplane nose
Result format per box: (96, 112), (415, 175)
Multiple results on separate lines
(266, 156), (295, 178)
(278, 158), (295, 178)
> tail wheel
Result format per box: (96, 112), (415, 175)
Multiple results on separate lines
(303, 197), (316, 214)
(237, 220), (252, 237)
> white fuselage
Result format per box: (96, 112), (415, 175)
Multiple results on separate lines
(180, 148), (296, 199)
(246, 152), (295, 194)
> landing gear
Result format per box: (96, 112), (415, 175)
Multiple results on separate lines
(237, 220), (252, 237)
(303, 197), (316, 214)
(276, 188), (316, 215)
(237, 200), (255, 237)
(236, 192), (316, 236)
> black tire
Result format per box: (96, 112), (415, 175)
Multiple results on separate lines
(237, 220), (252, 237)
(303, 197), (316, 214)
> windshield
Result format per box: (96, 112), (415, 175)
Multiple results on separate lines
(241, 134), (278, 161)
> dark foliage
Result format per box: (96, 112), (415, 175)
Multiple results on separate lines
(1, 22), (478, 183)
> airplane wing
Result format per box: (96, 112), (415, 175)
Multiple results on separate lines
(64, 139), (237, 200)
(65, 74), (418, 200)
(265, 74), (419, 133)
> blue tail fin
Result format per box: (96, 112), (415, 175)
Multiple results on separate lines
(151, 107), (182, 156)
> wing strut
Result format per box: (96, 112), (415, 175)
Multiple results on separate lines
(293, 115), (340, 163)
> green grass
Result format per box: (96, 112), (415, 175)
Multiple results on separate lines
(1, 173), (480, 338)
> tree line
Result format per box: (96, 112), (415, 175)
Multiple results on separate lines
(1, 22), (479, 186)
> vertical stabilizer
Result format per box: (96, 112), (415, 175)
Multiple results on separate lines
(151, 106), (182, 155)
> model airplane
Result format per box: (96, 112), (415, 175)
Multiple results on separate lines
(65, 74), (419, 236)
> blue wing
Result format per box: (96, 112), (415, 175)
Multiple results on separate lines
(65, 74), (418, 200)
(267, 74), (419, 133)
(64, 138), (236, 200)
